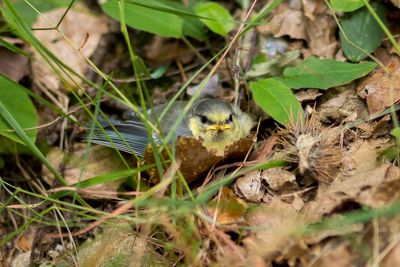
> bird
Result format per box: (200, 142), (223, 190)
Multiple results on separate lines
(89, 98), (253, 157)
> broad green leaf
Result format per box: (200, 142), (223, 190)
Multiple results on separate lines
(195, 2), (234, 37)
(280, 57), (377, 90)
(13, 0), (70, 26)
(392, 127), (400, 140)
(0, 136), (32, 154)
(330, 0), (364, 12)
(102, 0), (183, 38)
(339, 1), (386, 62)
(154, 0), (207, 41)
(250, 78), (303, 125)
(0, 75), (38, 144)
(182, 15), (207, 41)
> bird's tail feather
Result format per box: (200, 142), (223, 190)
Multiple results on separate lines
(88, 117), (149, 157)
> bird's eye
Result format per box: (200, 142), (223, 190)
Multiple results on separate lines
(199, 115), (209, 124)
(227, 113), (234, 123)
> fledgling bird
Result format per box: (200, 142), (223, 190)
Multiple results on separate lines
(90, 98), (253, 157)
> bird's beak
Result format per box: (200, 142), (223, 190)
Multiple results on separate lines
(206, 124), (231, 132)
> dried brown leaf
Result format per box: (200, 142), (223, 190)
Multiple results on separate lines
(304, 163), (399, 221)
(295, 89), (322, 102)
(0, 46), (29, 82)
(206, 187), (248, 225)
(233, 171), (265, 202)
(145, 136), (254, 183)
(243, 199), (305, 258)
(303, 0), (337, 57)
(261, 167), (297, 191)
(258, 4), (306, 40)
(32, 8), (108, 92)
(357, 58), (400, 115)
(42, 144), (128, 198)
(318, 88), (368, 124)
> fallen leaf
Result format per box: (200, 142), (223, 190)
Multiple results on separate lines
(145, 136), (254, 183)
(318, 88), (369, 123)
(32, 7), (108, 92)
(42, 144), (129, 198)
(356, 165), (400, 208)
(357, 58), (400, 115)
(258, 3), (306, 40)
(261, 167), (297, 192)
(233, 171), (265, 202)
(0, 47), (29, 82)
(303, 0), (337, 57)
(304, 163), (398, 221)
(342, 138), (389, 176)
(55, 221), (166, 266)
(144, 37), (193, 65)
(243, 199), (306, 258)
(246, 50), (300, 78)
(11, 251), (31, 267)
(16, 228), (36, 252)
(206, 187), (248, 225)
(295, 89), (322, 102)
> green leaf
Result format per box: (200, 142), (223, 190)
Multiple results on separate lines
(102, 0), (183, 38)
(194, 2), (234, 37)
(13, 0), (70, 26)
(250, 78), (303, 125)
(0, 37), (30, 57)
(330, 0), (365, 12)
(151, 0), (207, 41)
(391, 127), (400, 140)
(378, 145), (400, 162)
(280, 57), (377, 90)
(0, 75), (38, 144)
(339, 1), (386, 62)
(182, 15), (207, 41)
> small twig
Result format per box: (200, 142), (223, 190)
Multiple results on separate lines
(176, 59), (187, 81)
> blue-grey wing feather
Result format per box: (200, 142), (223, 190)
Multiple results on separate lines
(90, 118), (150, 156)
(88, 101), (194, 156)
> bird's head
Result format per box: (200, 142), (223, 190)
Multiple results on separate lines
(188, 99), (252, 153)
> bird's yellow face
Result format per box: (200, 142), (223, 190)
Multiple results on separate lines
(187, 100), (252, 154)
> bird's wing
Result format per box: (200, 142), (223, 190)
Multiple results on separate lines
(89, 118), (150, 157)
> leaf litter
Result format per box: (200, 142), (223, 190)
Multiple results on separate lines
(2, 0), (400, 266)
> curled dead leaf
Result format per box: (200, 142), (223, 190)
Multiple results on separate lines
(233, 171), (265, 202)
(144, 136), (254, 183)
